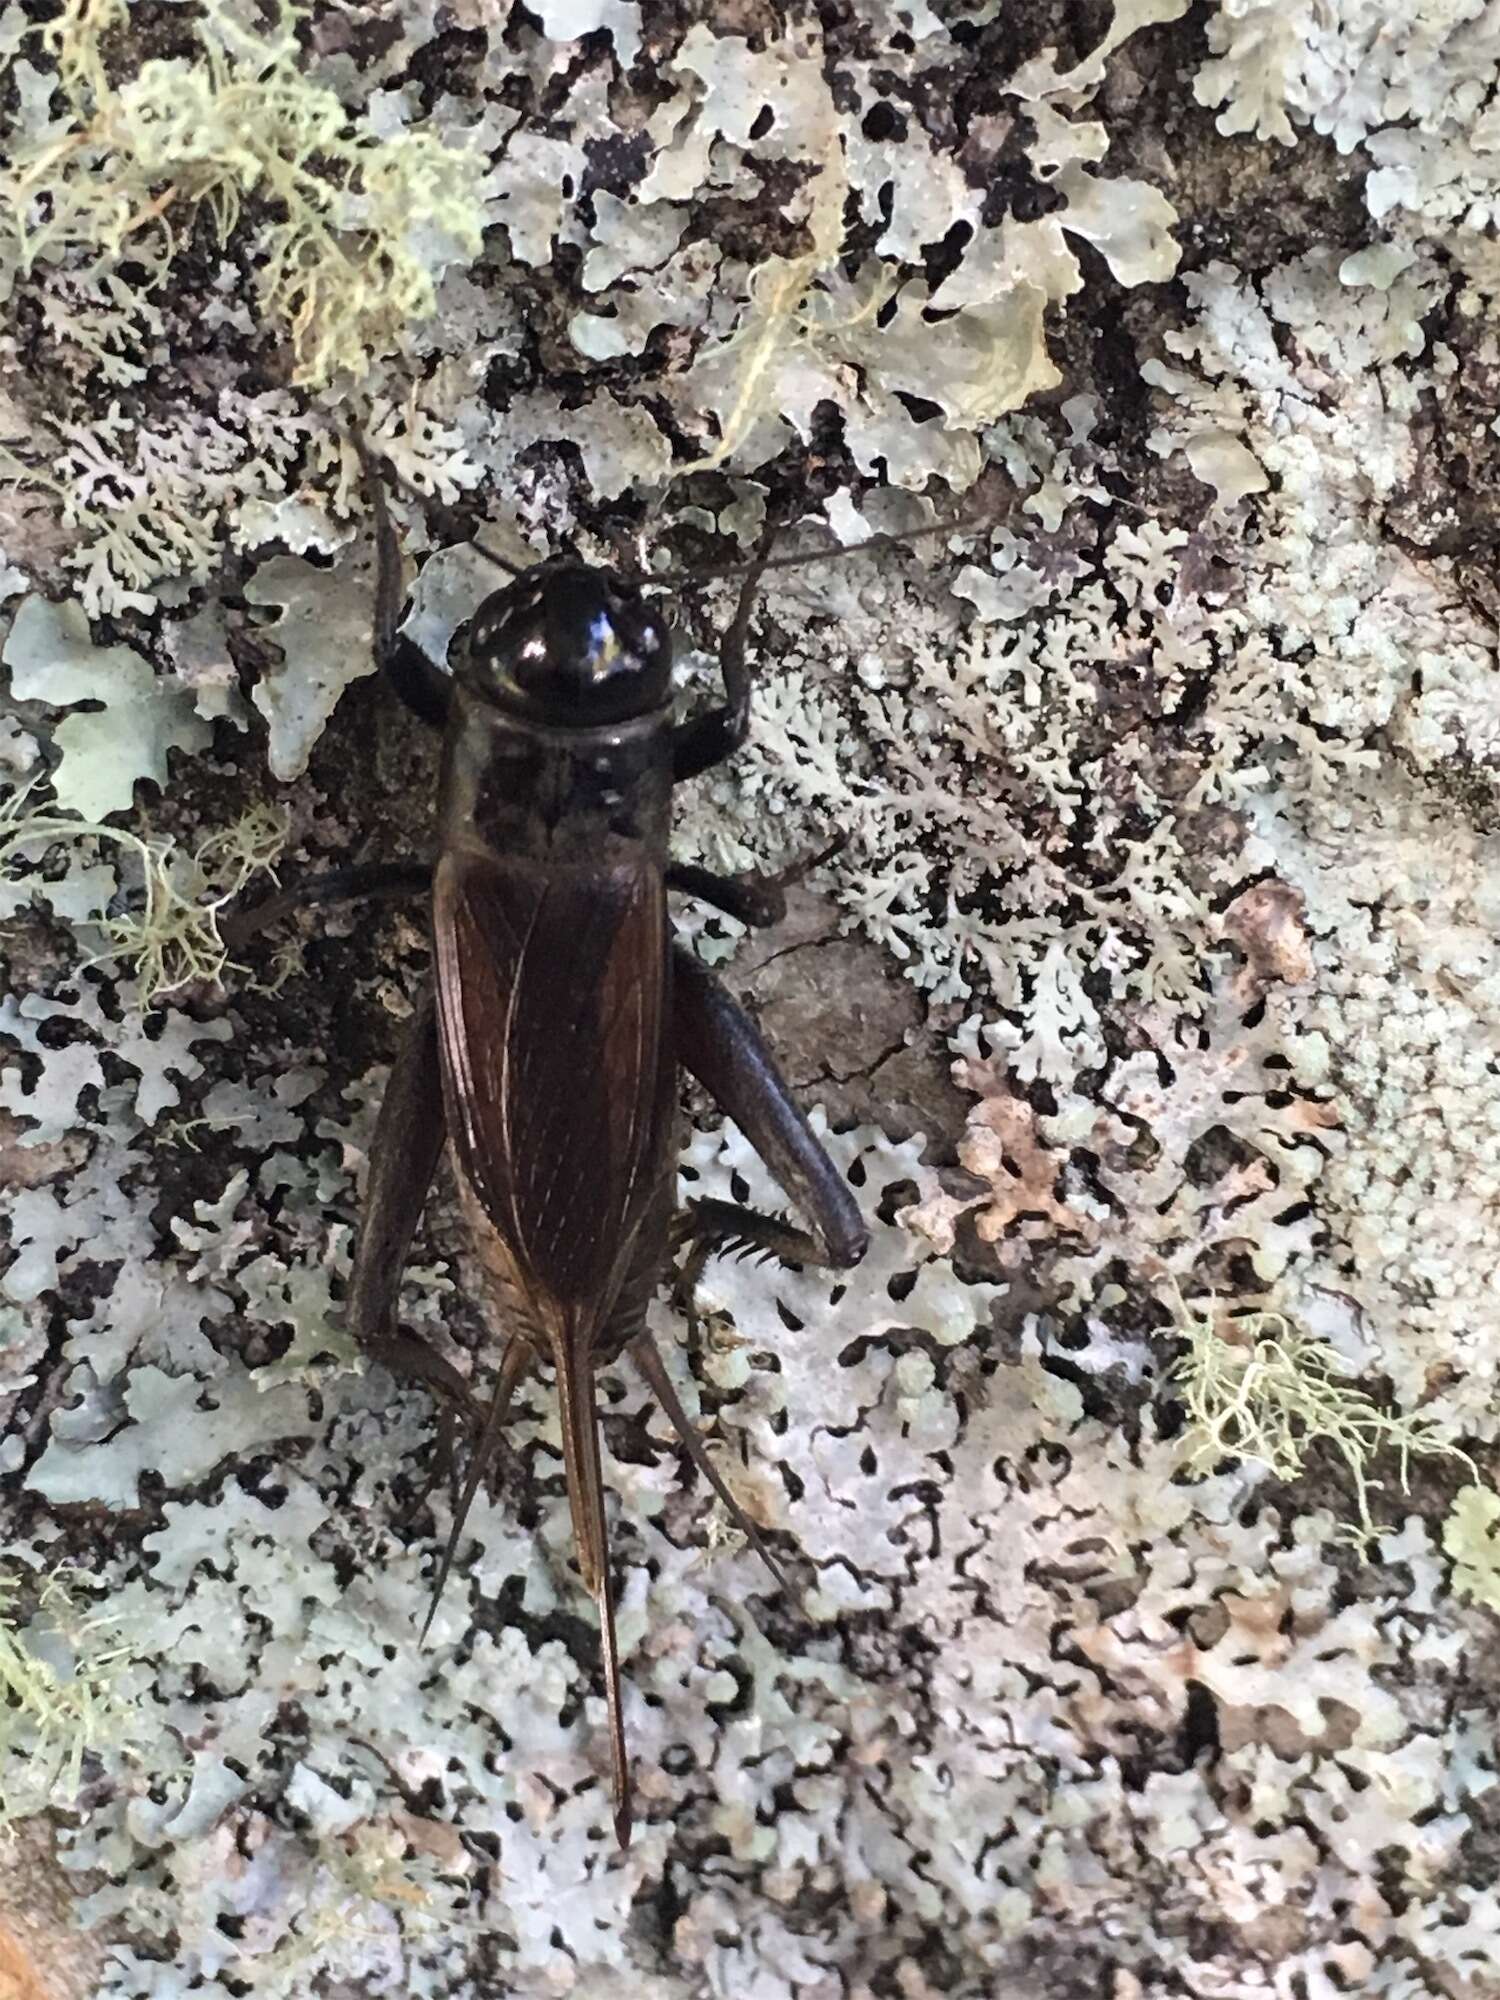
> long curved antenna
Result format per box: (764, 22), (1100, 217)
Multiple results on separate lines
(414, 478), (1002, 597)
(347, 421), (403, 664)
(471, 537), (529, 580)
(221, 860), (431, 951)
(351, 416), (531, 586)
(348, 421), (454, 726)
(645, 504), (1003, 589)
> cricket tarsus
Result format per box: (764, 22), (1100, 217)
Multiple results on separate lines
(629, 1332), (791, 1591)
(420, 1336), (532, 1644)
(227, 431), (877, 1846)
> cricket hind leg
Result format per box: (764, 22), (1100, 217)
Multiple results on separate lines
(668, 1197), (829, 1334)
(661, 954), (868, 1583)
(671, 945), (868, 1270)
(342, 986), (483, 1511)
(227, 863), (455, 1485)
(641, 1201), (843, 1591)
(419, 1333), (533, 1643)
(346, 987), (446, 1367)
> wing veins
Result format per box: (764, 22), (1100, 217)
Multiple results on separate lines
(434, 853), (670, 1332)
(498, 879), (546, 1240)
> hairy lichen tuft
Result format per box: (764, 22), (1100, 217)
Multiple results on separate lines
(1170, 1292), (1473, 1538)
(0, 787), (287, 1004)
(0, 0), (487, 385)
(0, 1568), (142, 1824)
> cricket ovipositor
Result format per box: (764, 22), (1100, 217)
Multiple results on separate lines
(230, 436), (872, 1846)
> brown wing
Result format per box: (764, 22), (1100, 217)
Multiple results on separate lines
(432, 848), (669, 1842)
(431, 849), (672, 1334)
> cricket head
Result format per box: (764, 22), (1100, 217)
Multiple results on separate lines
(462, 563), (673, 726)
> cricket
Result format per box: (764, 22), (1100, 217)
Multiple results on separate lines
(229, 434), (870, 1845)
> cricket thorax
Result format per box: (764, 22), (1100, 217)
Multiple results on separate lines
(438, 689), (676, 864)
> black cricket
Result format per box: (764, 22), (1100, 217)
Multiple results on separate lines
(231, 439), (869, 1846)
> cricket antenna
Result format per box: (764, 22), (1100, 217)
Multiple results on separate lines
(471, 537), (529, 580)
(644, 502), (1003, 590)
(348, 416), (530, 582)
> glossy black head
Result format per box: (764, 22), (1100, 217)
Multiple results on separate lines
(461, 563), (672, 726)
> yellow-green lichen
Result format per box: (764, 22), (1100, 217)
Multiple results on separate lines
(0, 0), (487, 386)
(0, 1568), (143, 1824)
(1170, 1293), (1473, 1538)
(0, 786), (287, 1004)
(1443, 1483), (1500, 1615)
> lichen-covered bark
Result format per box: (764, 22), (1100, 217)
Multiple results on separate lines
(2, 2), (1499, 1996)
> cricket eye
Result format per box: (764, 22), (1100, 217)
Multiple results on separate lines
(464, 568), (672, 726)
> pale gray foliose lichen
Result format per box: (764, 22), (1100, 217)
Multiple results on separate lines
(2, 0), (1499, 1994)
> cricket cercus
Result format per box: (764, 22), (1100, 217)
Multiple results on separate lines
(230, 433), (870, 1845)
